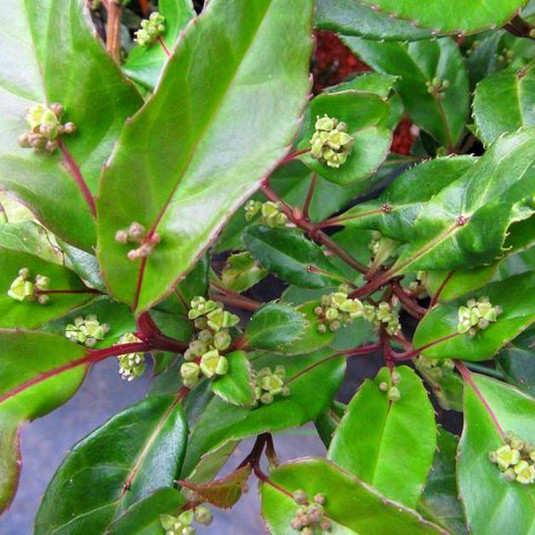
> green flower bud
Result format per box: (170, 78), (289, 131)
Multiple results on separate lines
(116, 333), (145, 381)
(213, 329), (232, 351)
(65, 315), (110, 348)
(180, 362), (201, 387)
(391, 371), (402, 385)
(493, 445), (521, 470)
(309, 115), (354, 169)
(193, 505), (213, 526)
(206, 308), (239, 332)
(388, 386), (401, 402)
(515, 460), (535, 485)
(135, 12), (166, 47)
(379, 381), (389, 392)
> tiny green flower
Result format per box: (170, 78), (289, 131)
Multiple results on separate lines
(387, 386), (401, 402)
(65, 315), (110, 348)
(199, 349), (228, 378)
(116, 333), (145, 382)
(135, 12), (166, 47)
(180, 362), (201, 388)
(457, 297), (501, 335)
(193, 505), (213, 526)
(515, 461), (535, 485)
(309, 115), (354, 168)
(494, 444), (521, 470)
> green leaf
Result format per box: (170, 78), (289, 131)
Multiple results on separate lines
(458, 374), (535, 535)
(0, 331), (89, 511)
(0, 247), (95, 329)
(180, 464), (252, 509)
(242, 226), (346, 288)
(315, 0), (432, 41)
(181, 349), (346, 477)
(220, 251), (267, 293)
(357, 0), (527, 34)
(496, 326), (535, 395)
(0, 0), (141, 251)
(123, 0), (195, 89)
(343, 37), (469, 148)
(298, 90), (392, 186)
(106, 488), (185, 535)
(35, 395), (188, 534)
(327, 366), (437, 508)
(418, 430), (468, 534)
(390, 129), (535, 274)
(61, 241), (107, 292)
(413, 272), (535, 361)
(246, 302), (307, 350)
(41, 296), (136, 348)
(211, 350), (255, 407)
(473, 67), (535, 146)
(336, 156), (476, 240)
(97, 0), (313, 312)
(261, 458), (448, 534)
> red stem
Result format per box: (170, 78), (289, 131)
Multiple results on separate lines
(392, 282), (427, 319)
(37, 288), (102, 295)
(393, 331), (460, 361)
(58, 139), (96, 217)
(278, 148), (310, 167)
(157, 36), (171, 57)
(430, 271), (454, 307)
(302, 173), (317, 218)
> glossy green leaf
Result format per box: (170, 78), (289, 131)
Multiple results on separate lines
(344, 37), (469, 148)
(413, 272), (535, 361)
(357, 0), (527, 34)
(41, 296), (136, 348)
(328, 366), (437, 508)
(418, 430), (468, 535)
(106, 488), (185, 535)
(391, 129), (535, 274)
(220, 251), (267, 293)
(0, 0), (141, 251)
(242, 226), (346, 289)
(35, 395), (188, 534)
(181, 349), (346, 477)
(315, 401), (346, 448)
(473, 67), (535, 146)
(246, 302), (307, 350)
(315, 0), (432, 41)
(337, 156), (476, 240)
(60, 241), (107, 292)
(0, 331), (89, 511)
(298, 90), (392, 186)
(458, 374), (535, 535)
(211, 350), (255, 407)
(496, 326), (535, 395)
(123, 0), (195, 89)
(261, 458), (448, 534)
(0, 247), (95, 329)
(97, 0), (313, 312)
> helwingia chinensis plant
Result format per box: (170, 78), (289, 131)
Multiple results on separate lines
(2, 0), (535, 533)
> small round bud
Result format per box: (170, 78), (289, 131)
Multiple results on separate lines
(193, 505), (213, 526)
(62, 122), (76, 134)
(379, 381), (389, 392)
(391, 371), (402, 385)
(37, 294), (49, 305)
(293, 490), (307, 505)
(49, 103), (64, 117)
(115, 230), (129, 243)
(388, 386), (401, 402)
(313, 493), (325, 505)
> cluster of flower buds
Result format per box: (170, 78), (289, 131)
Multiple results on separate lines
(379, 370), (402, 402)
(310, 115), (353, 169)
(18, 103), (75, 153)
(180, 297), (240, 388)
(160, 505), (212, 535)
(65, 315), (109, 348)
(408, 271), (426, 292)
(368, 231), (382, 257)
(116, 333), (145, 382)
(244, 200), (288, 228)
(457, 297), (502, 335)
(7, 268), (50, 304)
(314, 288), (364, 333)
(426, 77), (450, 97)
(367, 301), (401, 336)
(135, 12), (165, 47)
(253, 366), (290, 405)
(115, 221), (161, 261)
(290, 490), (331, 533)
(415, 356), (454, 380)
(489, 432), (535, 485)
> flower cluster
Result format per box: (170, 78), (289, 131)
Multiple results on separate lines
(116, 333), (145, 382)
(313, 288), (364, 333)
(367, 301), (401, 336)
(457, 297), (502, 335)
(379, 370), (402, 402)
(180, 297), (240, 387)
(309, 115), (353, 168)
(65, 315), (109, 348)
(415, 356), (454, 380)
(18, 103), (75, 153)
(426, 77), (450, 97)
(7, 268), (50, 305)
(291, 490), (331, 533)
(160, 506), (212, 535)
(253, 366), (290, 405)
(489, 432), (535, 485)
(244, 200), (288, 228)
(115, 221), (161, 261)
(135, 12), (166, 47)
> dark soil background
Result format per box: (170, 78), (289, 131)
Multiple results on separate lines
(0, 7), (461, 534)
